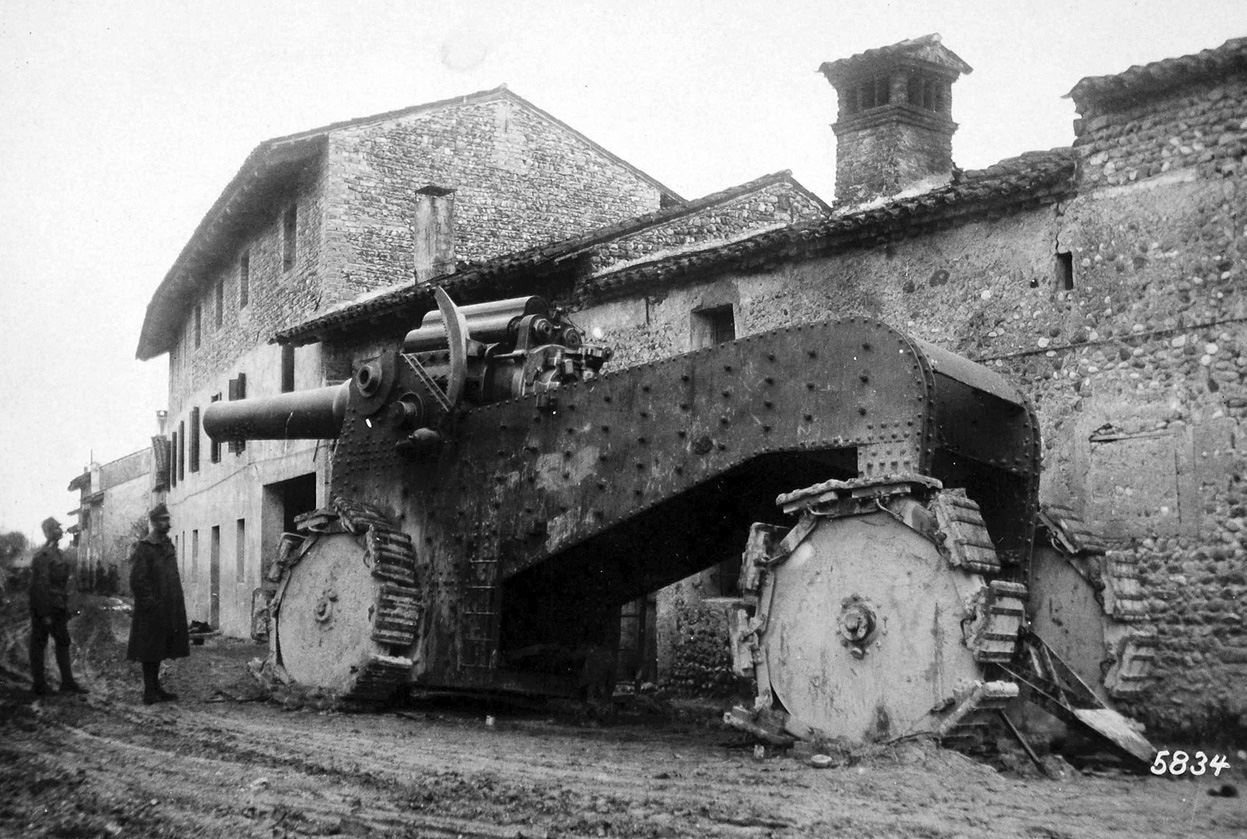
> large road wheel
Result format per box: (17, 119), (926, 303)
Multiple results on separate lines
(270, 501), (420, 703)
(759, 510), (990, 740)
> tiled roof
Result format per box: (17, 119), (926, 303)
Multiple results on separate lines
(580, 148), (1075, 303)
(819, 33), (973, 85)
(136, 87), (684, 361)
(1068, 36), (1247, 112)
(274, 171), (826, 345)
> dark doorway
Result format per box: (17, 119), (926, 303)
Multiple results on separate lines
(261, 473), (318, 581)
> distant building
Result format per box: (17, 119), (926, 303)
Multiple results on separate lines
(67, 438), (167, 594)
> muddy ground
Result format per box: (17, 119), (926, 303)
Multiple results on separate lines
(1, 594), (1244, 839)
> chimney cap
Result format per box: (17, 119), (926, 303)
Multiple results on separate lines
(818, 33), (973, 86)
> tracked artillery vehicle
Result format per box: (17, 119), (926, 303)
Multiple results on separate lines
(205, 290), (1154, 763)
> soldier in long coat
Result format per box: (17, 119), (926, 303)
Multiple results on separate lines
(29, 516), (87, 695)
(127, 503), (189, 704)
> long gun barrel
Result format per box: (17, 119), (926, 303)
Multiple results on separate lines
(203, 382), (349, 441)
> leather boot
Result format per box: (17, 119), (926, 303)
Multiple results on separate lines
(30, 648), (49, 697)
(55, 645), (88, 694)
(142, 661), (161, 705)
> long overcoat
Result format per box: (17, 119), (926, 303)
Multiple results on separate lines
(126, 532), (189, 662)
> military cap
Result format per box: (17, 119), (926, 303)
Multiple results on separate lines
(149, 502), (171, 521)
(41, 516), (62, 537)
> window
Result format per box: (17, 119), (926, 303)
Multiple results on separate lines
(281, 344), (295, 393)
(906, 75), (945, 112)
(691, 305), (737, 350)
(228, 374), (247, 454)
(191, 529), (199, 578)
(169, 431), (178, 488)
(845, 75), (891, 115)
(194, 304), (202, 348)
(236, 518), (246, 583)
(177, 420), (186, 481)
(214, 279), (224, 328)
(209, 393), (222, 463)
(189, 407), (200, 473)
(1056, 251), (1074, 291)
(239, 251), (250, 307)
(283, 204), (297, 271)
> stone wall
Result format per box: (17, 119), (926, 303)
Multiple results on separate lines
(1075, 77), (1247, 189)
(834, 112), (954, 207)
(169, 162), (327, 415)
(324, 95), (665, 303)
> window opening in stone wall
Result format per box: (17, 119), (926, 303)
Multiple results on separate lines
(228, 374), (247, 454)
(214, 279), (224, 328)
(281, 344), (295, 393)
(189, 407), (200, 473)
(235, 518), (246, 584)
(170, 431), (178, 487)
(907, 76), (942, 112)
(210, 525), (221, 627)
(194, 304), (202, 348)
(191, 529), (199, 578)
(861, 76), (890, 111)
(283, 204), (297, 271)
(691, 305), (736, 349)
(239, 251), (250, 308)
(209, 393), (221, 463)
(177, 421), (185, 481)
(1056, 250), (1074, 291)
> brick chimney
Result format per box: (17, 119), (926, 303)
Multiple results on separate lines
(413, 185), (456, 282)
(819, 34), (972, 208)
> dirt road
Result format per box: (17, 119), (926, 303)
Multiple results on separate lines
(1, 596), (1243, 838)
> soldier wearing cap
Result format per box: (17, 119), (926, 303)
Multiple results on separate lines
(29, 516), (88, 696)
(127, 503), (189, 704)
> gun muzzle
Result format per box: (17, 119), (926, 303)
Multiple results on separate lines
(203, 382), (350, 441)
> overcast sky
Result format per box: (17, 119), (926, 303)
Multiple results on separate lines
(3, 0), (1246, 542)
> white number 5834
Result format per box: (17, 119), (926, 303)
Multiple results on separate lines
(1150, 750), (1231, 777)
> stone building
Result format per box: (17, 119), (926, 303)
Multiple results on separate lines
(270, 34), (1247, 738)
(67, 440), (167, 594)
